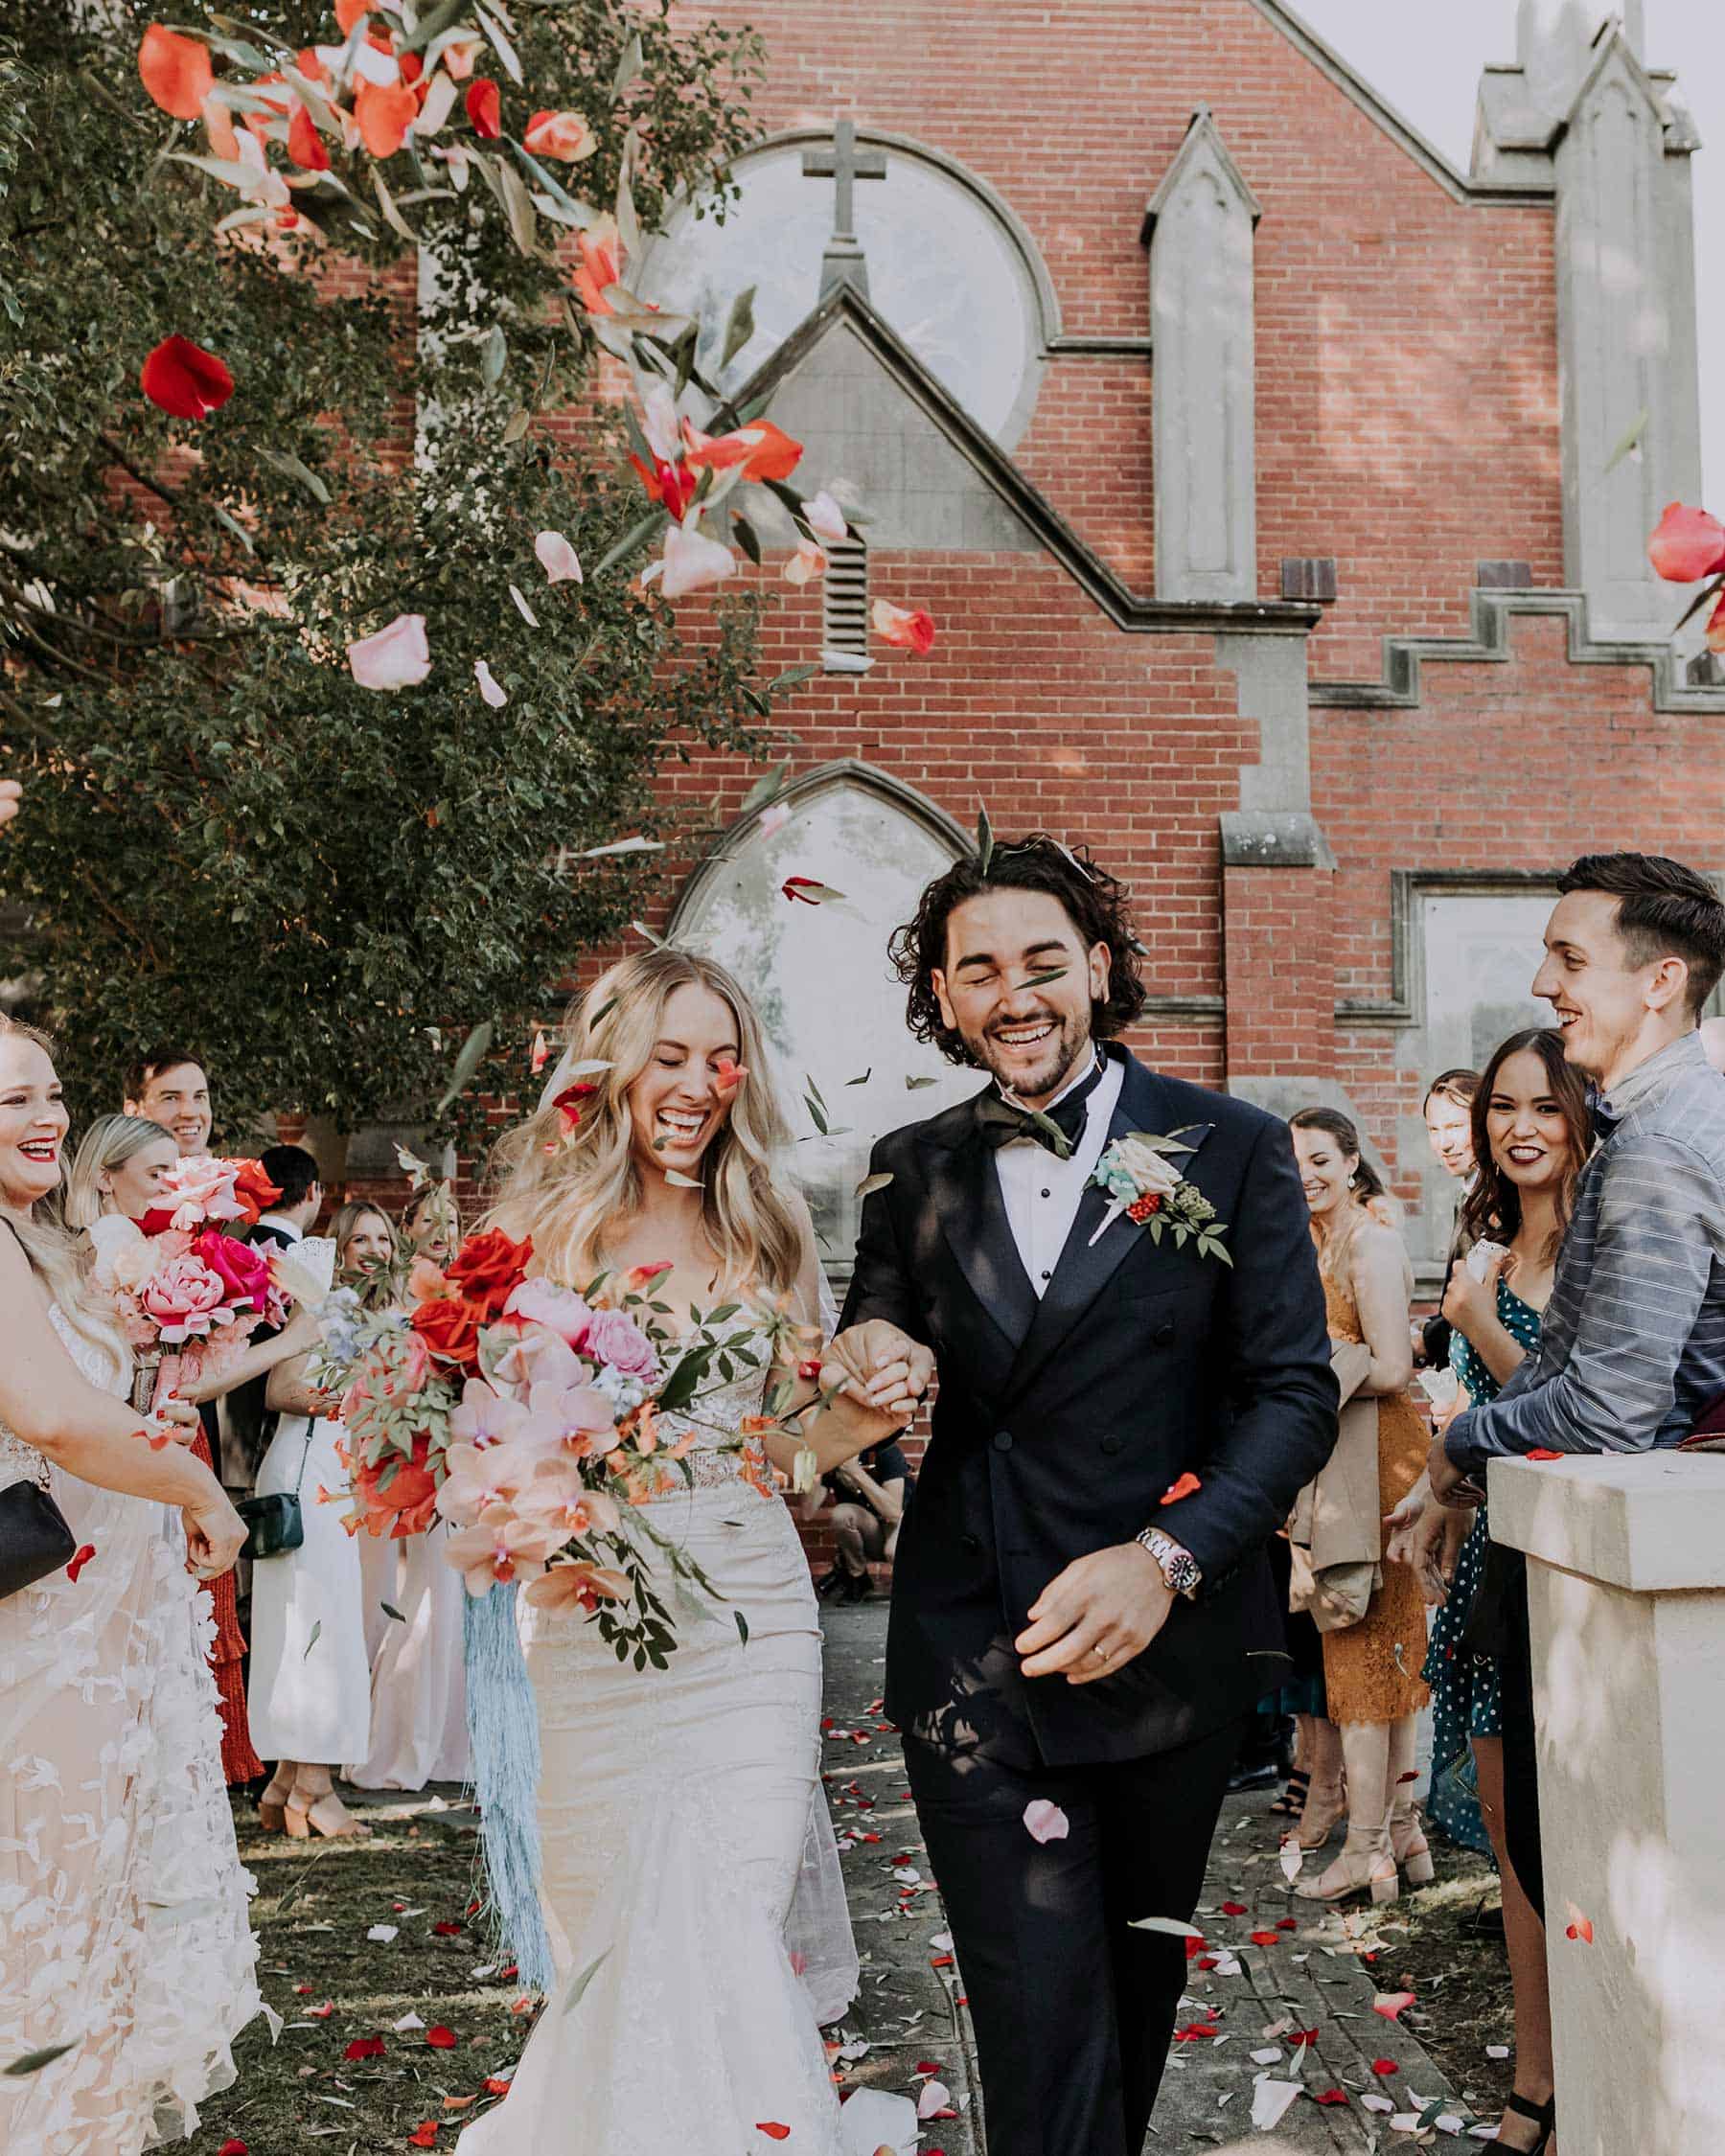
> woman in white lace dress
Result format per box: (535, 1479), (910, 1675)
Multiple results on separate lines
(0, 1018), (263, 2154)
(456, 952), (919, 2156)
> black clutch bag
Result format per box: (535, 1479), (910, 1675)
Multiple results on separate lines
(236, 1416), (316, 1561)
(0, 1477), (79, 1601)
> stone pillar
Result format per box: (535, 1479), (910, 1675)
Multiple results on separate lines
(1489, 1452), (1725, 2156)
(1143, 109), (1261, 604)
(1554, 29), (1703, 643)
(1517, 0), (1644, 113)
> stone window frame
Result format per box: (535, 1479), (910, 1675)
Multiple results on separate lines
(1335, 868), (1562, 1032)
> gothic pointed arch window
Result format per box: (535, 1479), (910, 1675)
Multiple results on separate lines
(669, 764), (978, 1270)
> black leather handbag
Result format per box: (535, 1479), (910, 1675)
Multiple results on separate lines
(0, 1476), (79, 1600)
(236, 1418), (316, 1561)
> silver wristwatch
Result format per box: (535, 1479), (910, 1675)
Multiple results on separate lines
(1136, 1525), (1202, 1599)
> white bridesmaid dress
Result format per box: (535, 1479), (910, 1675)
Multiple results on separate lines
(347, 1521), (471, 1790)
(246, 1239), (372, 1766)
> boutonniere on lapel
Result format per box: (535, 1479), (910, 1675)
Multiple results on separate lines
(1087, 1130), (1231, 1264)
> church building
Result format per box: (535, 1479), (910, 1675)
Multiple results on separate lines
(628, 0), (1723, 1289)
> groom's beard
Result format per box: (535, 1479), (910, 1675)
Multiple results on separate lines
(965, 1009), (1092, 1109)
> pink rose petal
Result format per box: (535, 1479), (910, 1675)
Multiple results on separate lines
(348, 613), (430, 691)
(535, 529), (583, 584)
(474, 659), (508, 708)
(1023, 1799), (1070, 1845)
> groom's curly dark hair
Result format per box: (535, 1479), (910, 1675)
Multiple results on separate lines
(889, 834), (1148, 1067)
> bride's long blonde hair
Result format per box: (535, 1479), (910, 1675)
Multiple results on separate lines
(487, 949), (804, 1295)
(0, 1015), (117, 1351)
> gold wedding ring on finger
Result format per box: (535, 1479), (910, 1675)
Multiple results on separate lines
(1092, 1642), (1112, 1662)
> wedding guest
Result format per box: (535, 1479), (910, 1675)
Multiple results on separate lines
(123, 1047), (213, 1158)
(1437, 853), (1725, 1946)
(252, 1143), (324, 1252)
(61, 1112), (178, 1229)
(1401, 1030), (1585, 2156)
(116, 1047), (263, 1784)
(1289, 1108), (1431, 1905)
(343, 1197), (472, 1791)
(810, 1438), (914, 1604)
(402, 1179), (461, 1266)
(250, 1217), (374, 1839)
(0, 1015), (261, 2151)
(1416, 1067), (1481, 1370)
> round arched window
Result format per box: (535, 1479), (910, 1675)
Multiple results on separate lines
(670, 769), (978, 1272)
(636, 137), (1046, 448)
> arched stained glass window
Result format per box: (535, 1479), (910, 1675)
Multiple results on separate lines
(670, 767), (977, 1271)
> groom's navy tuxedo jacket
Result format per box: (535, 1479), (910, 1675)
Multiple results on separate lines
(841, 1049), (1338, 1769)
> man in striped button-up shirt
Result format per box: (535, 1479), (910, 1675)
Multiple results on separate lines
(1436, 852), (1725, 1936)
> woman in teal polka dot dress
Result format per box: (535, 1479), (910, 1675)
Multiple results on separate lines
(1405, 1027), (1589, 2156)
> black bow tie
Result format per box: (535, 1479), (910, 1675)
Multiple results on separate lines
(975, 1056), (1107, 1159)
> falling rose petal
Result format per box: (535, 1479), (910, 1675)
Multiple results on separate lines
(523, 108), (596, 161)
(484, 2076), (513, 2095)
(466, 77), (501, 139)
(348, 613), (430, 691)
(288, 101), (331, 172)
(474, 659), (508, 708)
(1370, 2057), (1399, 2076)
(1250, 2081), (1302, 2133)
(783, 537), (826, 585)
(801, 488), (849, 544)
(916, 2080), (952, 2120)
(1373, 1991), (1416, 2021)
(203, 92), (241, 160)
(354, 75), (419, 157)
(655, 522), (738, 601)
(139, 23), (213, 119)
(1023, 1799), (1070, 1844)
(65, 1544), (97, 1583)
(1249, 1930), (1281, 1947)
(1564, 1902), (1595, 1943)
(755, 2129), (792, 2144)
(1278, 1838), (1303, 1884)
(535, 530), (583, 585)
(306, 2001), (334, 2019)
(531, 1031), (550, 1074)
(141, 336), (235, 421)
(1360, 2092), (1396, 2115)
(781, 876), (845, 905)
(1160, 1471), (1202, 1506)
(871, 599), (936, 654)
(509, 584), (540, 628)
(1647, 500), (1725, 583)
(1127, 1915), (1204, 1938)
(426, 2024), (458, 2048)
(392, 2009), (426, 2031)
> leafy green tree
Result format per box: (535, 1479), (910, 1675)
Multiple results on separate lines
(0, 0), (792, 1140)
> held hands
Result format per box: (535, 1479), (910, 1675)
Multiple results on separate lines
(183, 1489), (245, 1579)
(1015, 1542), (1174, 1686)
(823, 1319), (934, 1429)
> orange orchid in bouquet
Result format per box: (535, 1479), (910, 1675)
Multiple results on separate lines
(90, 1154), (293, 1414)
(1647, 501), (1725, 651)
(315, 1230), (854, 1663)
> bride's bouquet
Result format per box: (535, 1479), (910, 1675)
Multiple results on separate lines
(317, 1227), (838, 1665)
(91, 1155), (291, 1415)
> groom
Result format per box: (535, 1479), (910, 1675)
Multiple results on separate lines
(836, 836), (1338, 2156)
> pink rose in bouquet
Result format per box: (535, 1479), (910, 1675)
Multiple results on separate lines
(191, 1227), (275, 1317)
(504, 1276), (593, 1350)
(139, 1155), (248, 1237)
(139, 1250), (230, 1342)
(581, 1307), (656, 1383)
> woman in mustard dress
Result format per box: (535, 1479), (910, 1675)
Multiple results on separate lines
(1288, 1109), (1430, 1906)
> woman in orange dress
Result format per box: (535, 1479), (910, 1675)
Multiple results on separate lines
(1288, 1108), (1430, 1906)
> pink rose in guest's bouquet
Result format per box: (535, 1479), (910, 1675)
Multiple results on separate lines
(191, 1227), (275, 1318)
(580, 1307), (657, 1384)
(503, 1275), (593, 1350)
(139, 1250), (230, 1342)
(138, 1154), (249, 1238)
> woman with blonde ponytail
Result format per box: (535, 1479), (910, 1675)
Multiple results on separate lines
(457, 950), (923, 2156)
(0, 1016), (262, 2154)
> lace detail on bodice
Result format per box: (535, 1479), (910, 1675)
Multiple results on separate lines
(645, 1333), (776, 1502)
(0, 1304), (127, 1491)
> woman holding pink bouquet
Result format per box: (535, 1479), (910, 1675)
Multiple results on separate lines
(403, 949), (923, 2156)
(0, 1019), (263, 2156)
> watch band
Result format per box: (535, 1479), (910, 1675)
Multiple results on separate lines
(1136, 1525), (1202, 1599)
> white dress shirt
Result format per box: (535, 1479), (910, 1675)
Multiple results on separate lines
(993, 1051), (1124, 1298)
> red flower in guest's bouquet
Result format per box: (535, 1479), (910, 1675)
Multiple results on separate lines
(230, 1158), (283, 1225)
(191, 1227), (273, 1315)
(409, 1295), (486, 1372)
(348, 1427), (441, 1539)
(445, 1228), (533, 1319)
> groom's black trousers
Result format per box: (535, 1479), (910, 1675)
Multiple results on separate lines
(905, 1713), (1246, 2156)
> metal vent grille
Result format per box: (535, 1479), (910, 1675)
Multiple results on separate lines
(820, 535), (872, 675)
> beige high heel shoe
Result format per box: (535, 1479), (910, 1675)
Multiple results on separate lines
(1294, 1827), (1399, 1905)
(284, 1791), (372, 1840)
(1390, 1811), (1435, 1886)
(1295, 1777), (1346, 1851)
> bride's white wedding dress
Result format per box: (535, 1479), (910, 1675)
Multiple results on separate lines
(0, 1306), (264, 2155)
(457, 1331), (880, 2156)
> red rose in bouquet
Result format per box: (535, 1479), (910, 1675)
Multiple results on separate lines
(409, 1294), (485, 1372)
(445, 1228), (532, 1319)
(191, 1227), (273, 1315)
(349, 1430), (440, 1539)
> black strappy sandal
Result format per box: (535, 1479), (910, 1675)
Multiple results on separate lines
(1268, 1767), (1310, 1819)
(1498, 2092), (1556, 2154)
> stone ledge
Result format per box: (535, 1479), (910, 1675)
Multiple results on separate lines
(1488, 1451), (1725, 1593)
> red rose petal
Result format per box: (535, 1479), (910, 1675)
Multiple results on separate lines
(65, 1543), (97, 1583)
(1160, 1471), (1202, 1506)
(345, 2034), (386, 2059)
(1315, 2088), (1348, 2105)
(1220, 1900), (1248, 1915)
(218, 2142), (250, 2155)
(1249, 1929), (1280, 1946)
(306, 2001), (334, 2019)
(1527, 1449), (1565, 1461)
(755, 2129), (791, 2143)
(139, 23), (214, 120)
(1371, 2058), (1399, 2076)
(484, 2076), (512, 2096)
(408, 2127), (440, 2148)
(1276, 1916), (1299, 1931)
(432, 1920), (464, 1936)
(426, 2024), (458, 2048)
(141, 335), (235, 421)
(1290, 2029), (1320, 2047)
(466, 78), (500, 139)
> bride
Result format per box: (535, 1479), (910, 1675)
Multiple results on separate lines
(0, 1016), (263, 2153)
(457, 951), (920, 2156)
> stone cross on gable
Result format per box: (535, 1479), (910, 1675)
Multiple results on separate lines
(801, 119), (886, 301)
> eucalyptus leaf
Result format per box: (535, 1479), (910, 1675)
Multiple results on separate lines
(976, 802), (995, 873)
(855, 1171), (894, 1199)
(256, 448), (332, 505)
(473, 1), (523, 83)
(720, 284), (757, 371)
(381, 1601), (405, 1622)
(731, 511), (762, 567)
(739, 759), (791, 814)
(303, 1618), (322, 1659)
(734, 1610), (749, 1646)
(436, 1019), (495, 1114)
(5, 2041), (78, 2077)
(611, 29), (644, 102)
(482, 323), (507, 389)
